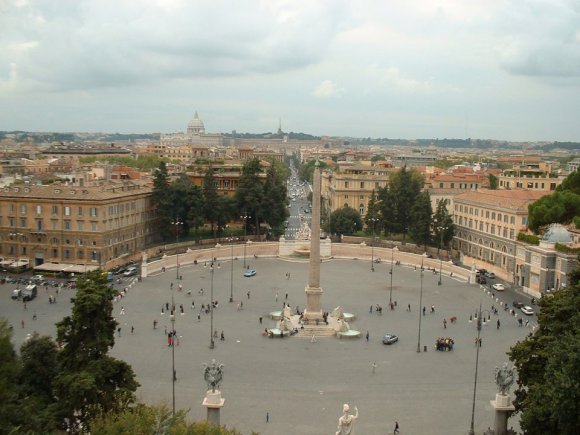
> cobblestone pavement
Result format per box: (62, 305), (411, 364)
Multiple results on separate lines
(1, 258), (531, 434)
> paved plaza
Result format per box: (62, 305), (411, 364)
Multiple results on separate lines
(2, 256), (534, 434)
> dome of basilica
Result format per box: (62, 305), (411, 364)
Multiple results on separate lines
(187, 111), (205, 135)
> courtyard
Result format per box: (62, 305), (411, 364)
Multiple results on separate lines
(2, 255), (534, 434)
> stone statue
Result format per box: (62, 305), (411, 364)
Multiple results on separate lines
(494, 363), (515, 395)
(279, 316), (293, 331)
(331, 306), (344, 319)
(336, 403), (358, 435)
(203, 359), (224, 393)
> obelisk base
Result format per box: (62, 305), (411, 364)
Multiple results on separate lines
(303, 285), (324, 323)
(203, 390), (225, 426)
(489, 394), (515, 435)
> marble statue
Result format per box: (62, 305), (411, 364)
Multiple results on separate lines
(279, 316), (293, 331)
(336, 403), (358, 435)
(203, 359), (224, 393)
(494, 363), (515, 395)
(331, 306), (344, 319)
(337, 319), (350, 332)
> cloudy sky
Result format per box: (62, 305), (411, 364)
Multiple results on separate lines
(1, 0), (579, 141)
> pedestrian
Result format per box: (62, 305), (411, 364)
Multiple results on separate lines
(240, 301), (243, 309)
(21, 320), (25, 328)
(285, 293), (288, 300)
(407, 304), (411, 312)
(479, 338), (482, 347)
(32, 312), (37, 321)
(423, 306), (426, 316)
(247, 291), (250, 299)
(266, 411), (269, 423)
(275, 292), (279, 302)
(369, 305), (373, 314)
(24, 302), (27, 310)
(131, 325), (134, 334)
(120, 307), (125, 315)
(366, 331), (369, 342)
(153, 320), (158, 329)
(525, 320), (530, 327)
(518, 318), (523, 327)
(443, 319), (447, 329)
(497, 319), (500, 329)
(259, 316), (263, 324)
(191, 301), (195, 310)
(161, 306), (164, 315)
(117, 327), (121, 337)
(170, 282), (173, 290)
(394, 421), (400, 434)
(431, 304), (435, 313)
(197, 314), (201, 322)
(220, 331), (225, 341)
(371, 362), (377, 374)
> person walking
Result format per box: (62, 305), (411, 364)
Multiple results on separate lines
(366, 331), (369, 342)
(131, 325), (134, 334)
(32, 312), (37, 321)
(153, 320), (157, 329)
(443, 318), (447, 329)
(371, 362), (377, 374)
(247, 291), (250, 299)
(394, 421), (400, 434)
(259, 316), (263, 324)
(275, 292), (279, 302)
(497, 319), (500, 329)
(266, 411), (269, 423)
(407, 304), (411, 312)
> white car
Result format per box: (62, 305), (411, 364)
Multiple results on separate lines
(492, 283), (505, 291)
(520, 306), (534, 316)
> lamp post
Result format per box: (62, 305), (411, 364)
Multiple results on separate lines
(206, 260), (220, 349)
(171, 218), (183, 280)
(468, 302), (492, 435)
(369, 217), (379, 272)
(416, 255), (425, 353)
(170, 294), (176, 416)
(389, 246), (397, 305)
(240, 213), (250, 269)
(226, 231), (238, 303)
(436, 222), (448, 286)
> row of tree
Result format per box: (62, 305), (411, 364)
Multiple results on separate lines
(152, 159), (289, 241)
(326, 167), (454, 248)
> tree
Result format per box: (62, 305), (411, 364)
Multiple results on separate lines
(330, 205), (363, 235)
(55, 270), (139, 432)
(364, 191), (381, 235)
(508, 267), (580, 434)
(152, 161), (173, 240)
(377, 186), (396, 236)
(432, 200), (455, 252)
(0, 319), (20, 434)
(409, 191), (432, 247)
(389, 167), (424, 234)
(235, 159), (264, 235)
(202, 167), (220, 238)
(261, 164), (289, 238)
(489, 173), (498, 189)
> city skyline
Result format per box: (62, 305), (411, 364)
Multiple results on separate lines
(1, 0), (579, 141)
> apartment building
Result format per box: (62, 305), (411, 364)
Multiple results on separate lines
(452, 189), (577, 295)
(497, 162), (565, 191)
(0, 181), (157, 272)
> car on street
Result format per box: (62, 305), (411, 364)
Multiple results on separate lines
(485, 272), (496, 279)
(492, 283), (505, 291)
(22, 284), (37, 302)
(382, 333), (399, 345)
(476, 276), (487, 284)
(243, 269), (257, 277)
(512, 301), (524, 309)
(520, 306), (534, 316)
(124, 267), (138, 277)
(11, 288), (21, 300)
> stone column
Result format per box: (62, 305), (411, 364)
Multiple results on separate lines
(304, 162), (323, 322)
(490, 393), (515, 435)
(203, 389), (225, 426)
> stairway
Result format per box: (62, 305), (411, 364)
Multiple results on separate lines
(296, 325), (336, 338)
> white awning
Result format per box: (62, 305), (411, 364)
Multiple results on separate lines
(33, 263), (99, 273)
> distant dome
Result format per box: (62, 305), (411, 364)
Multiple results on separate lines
(187, 111), (205, 135)
(542, 224), (572, 244)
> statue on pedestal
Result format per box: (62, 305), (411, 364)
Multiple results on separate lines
(203, 359), (224, 393)
(336, 403), (358, 435)
(494, 363), (515, 395)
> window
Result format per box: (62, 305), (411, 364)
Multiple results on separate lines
(36, 205), (42, 215)
(91, 222), (97, 232)
(20, 204), (27, 215)
(77, 221), (84, 231)
(20, 218), (27, 228)
(90, 207), (98, 217)
(64, 206), (71, 216)
(503, 215), (508, 223)
(510, 229), (514, 239)
(36, 220), (43, 231)
(64, 249), (71, 259)
(491, 212), (496, 220)
(52, 205), (58, 215)
(503, 228), (508, 237)
(486, 211), (490, 218)
(522, 217), (528, 225)
(491, 224), (495, 235)
(9, 217), (15, 227)
(439, 182), (444, 188)
(9, 204), (15, 213)
(450, 183), (455, 188)
(344, 195), (349, 199)
(77, 250), (84, 259)
(360, 182), (364, 189)
(51, 220), (58, 230)
(64, 220), (71, 230)
(510, 216), (515, 224)
(345, 182), (349, 188)
(497, 213), (502, 221)
(78, 207), (83, 216)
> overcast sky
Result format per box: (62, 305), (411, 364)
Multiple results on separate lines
(1, 0), (579, 141)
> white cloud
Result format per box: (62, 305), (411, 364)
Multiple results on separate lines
(312, 80), (343, 98)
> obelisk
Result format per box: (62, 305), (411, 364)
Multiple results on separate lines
(303, 161), (324, 323)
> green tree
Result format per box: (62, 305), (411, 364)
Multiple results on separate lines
(364, 191), (381, 235)
(261, 164), (289, 237)
(330, 205), (363, 235)
(235, 159), (264, 235)
(152, 161), (173, 240)
(0, 319), (20, 435)
(508, 267), (580, 434)
(432, 200), (455, 252)
(389, 167), (424, 234)
(377, 186), (396, 236)
(202, 167), (220, 238)
(17, 334), (60, 433)
(409, 191), (432, 247)
(299, 159), (329, 183)
(55, 270), (139, 433)
(489, 173), (498, 189)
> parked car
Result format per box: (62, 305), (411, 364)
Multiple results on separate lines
(243, 269), (257, 277)
(512, 301), (524, 309)
(11, 288), (21, 300)
(22, 284), (38, 301)
(382, 333), (399, 345)
(492, 283), (506, 291)
(124, 267), (138, 277)
(520, 306), (534, 316)
(485, 272), (496, 279)
(476, 276), (487, 284)
(476, 268), (488, 276)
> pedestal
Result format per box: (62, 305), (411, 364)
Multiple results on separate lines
(490, 394), (515, 435)
(202, 389), (225, 426)
(304, 285), (324, 323)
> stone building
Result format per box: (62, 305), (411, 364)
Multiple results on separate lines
(0, 181), (157, 272)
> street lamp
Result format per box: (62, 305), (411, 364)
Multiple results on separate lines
(369, 217), (379, 272)
(389, 246), (397, 305)
(240, 213), (250, 269)
(416, 255), (425, 353)
(170, 294), (176, 416)
(206, 260), (220, 349)
(171, 218), (183, 280)
(435, 221), (448, 286)
(468, 302), (492, 435)
(226, 231), (238, 303)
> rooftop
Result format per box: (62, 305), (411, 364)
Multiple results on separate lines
(454, 189), (547, 211)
